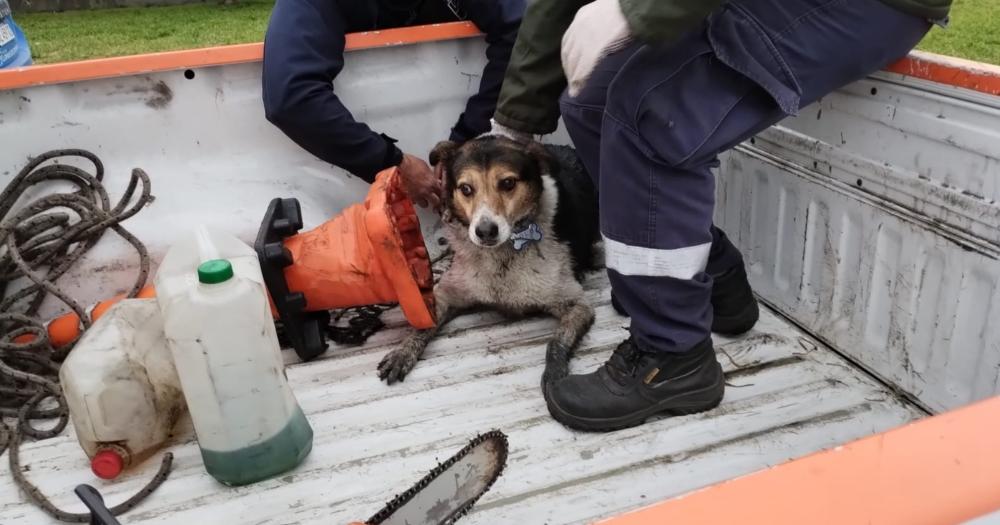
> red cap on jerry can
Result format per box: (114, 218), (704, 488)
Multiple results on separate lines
(91, 449), (125, 480)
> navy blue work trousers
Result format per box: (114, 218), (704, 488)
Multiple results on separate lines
(560, 0), (931, 353)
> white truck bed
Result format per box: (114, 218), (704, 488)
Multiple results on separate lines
(3, 30), (996, 525)
(0, 272), (923, 525)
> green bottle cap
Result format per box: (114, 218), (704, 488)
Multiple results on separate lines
(198, 259), (234, 284)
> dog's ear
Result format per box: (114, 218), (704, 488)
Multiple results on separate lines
(429, 140), (459, 167)
(524, 141), (558, 177)
(430, 140), (461, 224)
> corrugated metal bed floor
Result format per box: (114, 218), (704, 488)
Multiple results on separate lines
(1, 272), (925, 525)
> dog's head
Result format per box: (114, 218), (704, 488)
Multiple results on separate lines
(430, 136), (554, 248)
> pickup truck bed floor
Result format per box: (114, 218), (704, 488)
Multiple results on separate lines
(0, 272), (924, 524)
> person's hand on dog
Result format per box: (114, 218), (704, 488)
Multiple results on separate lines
(489, 117), (535, 143)
(398, 153), (442, 209)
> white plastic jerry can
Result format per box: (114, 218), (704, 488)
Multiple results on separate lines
(154, 226), (313, 486)
(59, 299), (185, 480)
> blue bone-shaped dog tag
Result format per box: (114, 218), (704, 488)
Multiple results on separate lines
(511, 223), (542, 251)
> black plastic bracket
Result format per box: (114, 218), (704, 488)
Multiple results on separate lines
(254, 198), (330, 361)
(75, 484), (121, 525)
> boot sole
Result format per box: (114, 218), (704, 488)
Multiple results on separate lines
(543, 367), (726, 432)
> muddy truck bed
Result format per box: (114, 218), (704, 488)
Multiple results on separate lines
(0, 272), (923, 525)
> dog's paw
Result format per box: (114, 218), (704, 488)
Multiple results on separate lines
(378, 348), (418, 385)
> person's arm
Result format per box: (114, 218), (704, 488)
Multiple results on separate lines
(262, 0), (402, 183)
(448, 0), (526, 142)
(492, 0), (591, 136)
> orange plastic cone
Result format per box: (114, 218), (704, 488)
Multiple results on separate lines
(282, 170), (434, 322)
(255, 167), (435, 360)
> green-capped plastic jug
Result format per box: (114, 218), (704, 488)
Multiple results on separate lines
(155, 226), (313, 486)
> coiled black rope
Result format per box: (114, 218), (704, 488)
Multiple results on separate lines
(0, 150), (171, 522)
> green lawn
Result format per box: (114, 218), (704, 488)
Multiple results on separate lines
(917, 0), (1000, 65)
(13, 0), (1000, 65)
(17, 0), (275, 64)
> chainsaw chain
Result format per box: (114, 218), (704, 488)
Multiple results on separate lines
(366, 429), (509, 525)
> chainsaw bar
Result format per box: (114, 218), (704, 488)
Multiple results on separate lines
(367, 430), (508, 525)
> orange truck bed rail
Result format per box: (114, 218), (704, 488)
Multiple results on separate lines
(600, 396), (1000, 525)
(1, 25), (998, 96)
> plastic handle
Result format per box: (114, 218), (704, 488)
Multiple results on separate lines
(74, 484), (122, 525)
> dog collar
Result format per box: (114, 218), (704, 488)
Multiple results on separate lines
(511, 222), (542, 251)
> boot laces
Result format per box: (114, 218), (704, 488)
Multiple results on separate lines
(604, 339), (644, 384)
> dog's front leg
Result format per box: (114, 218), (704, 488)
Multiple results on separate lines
(541, 299), (595, 386)
(377, 310), (454, 385)
(377, 279), (465, 385)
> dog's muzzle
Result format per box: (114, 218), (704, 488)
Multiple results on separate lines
(474, 220), (500, 246)
(469, 209), (511, 248)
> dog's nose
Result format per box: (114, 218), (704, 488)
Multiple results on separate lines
(475, 221), (500, 243)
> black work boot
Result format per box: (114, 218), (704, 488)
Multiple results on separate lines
(611, 227), (759, 335)
(544, 338), (724, 432)
(709, 262), (759, 335)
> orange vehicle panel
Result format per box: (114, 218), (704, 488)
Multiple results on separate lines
(600, 396), (1000, 525)
(886, 50), (1000, 96)
(2, 25), (999, 96)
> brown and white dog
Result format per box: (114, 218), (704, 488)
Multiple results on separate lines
(377, 136), (601, 384)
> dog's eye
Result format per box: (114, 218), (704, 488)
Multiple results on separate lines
(499, 178), (517, 192)
(458, 183), (474, 197)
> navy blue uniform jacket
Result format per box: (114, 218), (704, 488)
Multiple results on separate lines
(262, 0), (525, 182)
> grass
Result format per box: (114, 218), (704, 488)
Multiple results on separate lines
(916, 0), (1000, 65)
(11, 0), (1000, 65)
(16, 0), (275, 64)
